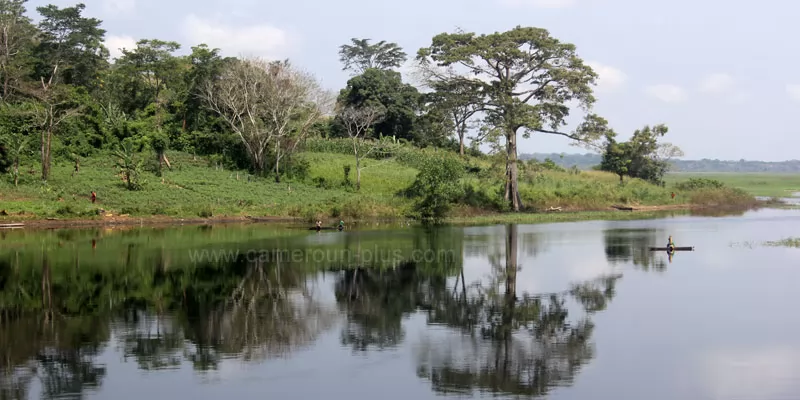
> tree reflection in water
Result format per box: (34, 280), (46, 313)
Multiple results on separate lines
(603, 228), (668, 271)
(0, 250), (338, 397)
(415, 224), (622, 397)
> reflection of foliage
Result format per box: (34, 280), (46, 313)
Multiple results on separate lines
(334, 262), (450, 351)
(415, 224), (622, 397)
(603, 228), (667, 271)
(0, 316), (110, 399)
(0, 252), (338, 396)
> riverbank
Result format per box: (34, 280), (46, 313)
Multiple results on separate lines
(0, 202), (765, 230)
(1, 150), (765, 229)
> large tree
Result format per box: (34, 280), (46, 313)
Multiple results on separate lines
(599, 124), (683, 185)
(201, 57), (331, 179)
(22, 2), (106, 180)
(337, 68), (420, 143)
(0, 0), (37, 102)
(417, 26), (610, 211)
(109, 39), (181, 121)
(32, 3), (108, 91)
(421, 75), (482, 155)
(338, 38), (407, 75)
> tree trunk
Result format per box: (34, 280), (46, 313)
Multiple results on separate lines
(13, 157), (18, 186)
(356, 155), (361, 191)
(458, 124), (465, 156)
(504, 127), (521, 211)
(274, 141), (281, 183)
(505, 224), (517, 300)
(40, 127), (52, 182)
(619, 174), (623, 184)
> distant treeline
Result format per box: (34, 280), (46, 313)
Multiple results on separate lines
(520, 153), (800, 173)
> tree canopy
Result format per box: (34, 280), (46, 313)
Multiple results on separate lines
(417, 26), (611, 211)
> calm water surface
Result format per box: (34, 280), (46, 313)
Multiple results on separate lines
(1, 208), (799, 399)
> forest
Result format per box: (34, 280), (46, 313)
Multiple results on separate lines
(0, 1), (757, 223)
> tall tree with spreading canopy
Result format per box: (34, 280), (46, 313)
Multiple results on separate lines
(23, 2), (106, 180)
(201, 57), (331, 180)
(420, 74), (482, 155)
(338, 38), (407, 75)
(417, 26), (610, 211)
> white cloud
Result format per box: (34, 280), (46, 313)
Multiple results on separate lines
(699, 73), (734, 94)
(586, 61), (626, 93)
(102, 0), (135, 15)
(498, 0), (576, 8)
(181, 14), (289, 59)
(644, 84), (687, 103)
(698, 73), (747, 104)
(104, 35), (137, 60)
(786, 84), (800, 101)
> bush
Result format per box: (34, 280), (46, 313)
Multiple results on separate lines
(407, 154), (465, 223)
(674, 178), (725, 191)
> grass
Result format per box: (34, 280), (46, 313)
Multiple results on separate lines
(665, 172), (800, 198)
(763, 237), (800, 248)
(0, 145), (764, 225)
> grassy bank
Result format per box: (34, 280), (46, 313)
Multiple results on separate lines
(665, 172), (800, 198)
(0, 143), (762, 225)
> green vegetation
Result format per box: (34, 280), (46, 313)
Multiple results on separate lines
(665, 173), (800, 198)
(0, 2), (763, 226)
(598, 124), (683, 185)
(521, 152), (800, 173)
(763, 237), (800, 248)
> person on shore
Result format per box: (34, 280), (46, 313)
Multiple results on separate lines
(671, 192), (675, 200)
(91, 191), (96, 204)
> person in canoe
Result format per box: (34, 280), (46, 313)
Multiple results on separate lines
(338, 220), (344, 231)
(667, 235), (675, 252)
(315, 220), (322, 231)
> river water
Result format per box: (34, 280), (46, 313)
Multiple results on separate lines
(1, 208), (799, 399)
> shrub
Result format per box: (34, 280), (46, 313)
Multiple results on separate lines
(674, 178), (725, 191)
(407, 154), (465, 223)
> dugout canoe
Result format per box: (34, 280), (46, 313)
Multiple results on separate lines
(649, 246), (694, 251)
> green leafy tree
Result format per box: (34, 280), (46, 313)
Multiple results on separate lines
(419, 71), (482, 155)
(625, 124), (682, 185)
(599, 124), (683, 185)
(338, 38), (407, 75)
(599, 132), (630, 183)
(417, 26), (610, 211)
(1, 132), (29, 185)
(32, 3), (108, 91)
(0, 0), (37, 102)
(21, 3), (105, 180)
(408, 153), (465, 223)
(113, 137), (144, 190)
(108, 39), (181, 126)
(337, 68), (420, 143)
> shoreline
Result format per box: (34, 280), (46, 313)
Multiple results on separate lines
(0, 203), (767, 231)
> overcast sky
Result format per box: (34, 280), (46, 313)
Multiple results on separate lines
(26, 0), (800, 161)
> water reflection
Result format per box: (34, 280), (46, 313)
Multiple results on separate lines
(0, 222), (694, 399)
(415, 225), (621, 397)
(603, 228), (668, 271)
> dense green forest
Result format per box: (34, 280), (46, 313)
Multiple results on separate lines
(0, 1), (759, 222)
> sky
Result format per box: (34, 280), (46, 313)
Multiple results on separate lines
(25, 0), (800, 161)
